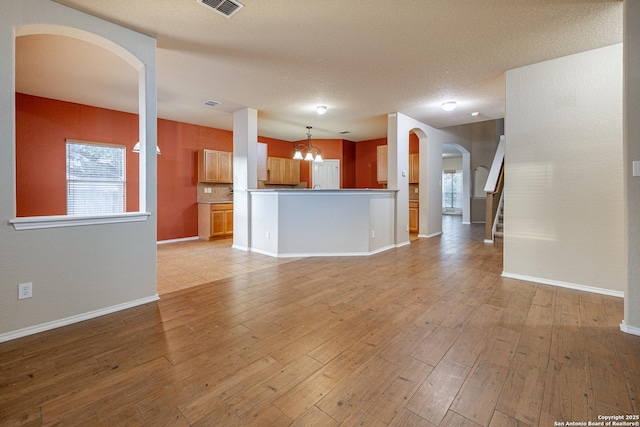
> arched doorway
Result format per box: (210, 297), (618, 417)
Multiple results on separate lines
(442, 142), (471, 225)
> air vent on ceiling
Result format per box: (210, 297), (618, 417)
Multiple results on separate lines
(196, 0), (244, 18)
(204, 100), (221, 107)
(339, 131), (351, 135)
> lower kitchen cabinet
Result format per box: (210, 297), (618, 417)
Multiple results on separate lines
(198, 203), (233, 240)
(409, 201), (419, 232)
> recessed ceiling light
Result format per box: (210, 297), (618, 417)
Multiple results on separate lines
(471, 111), (479, 117)
(442, 101), (457, 112)
(316, 105), (327, 115)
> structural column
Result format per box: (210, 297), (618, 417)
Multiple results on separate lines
(232, 108), (258, 251)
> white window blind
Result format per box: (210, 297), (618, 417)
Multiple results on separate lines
(66, 141), (126, 215)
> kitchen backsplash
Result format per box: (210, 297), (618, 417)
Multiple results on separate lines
(409, 183), (419, 200)
(197, 183), (233, 202)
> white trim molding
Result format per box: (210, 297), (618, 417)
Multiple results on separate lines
(10, 212), (151, 231)
(421, 231), (443, 239)
(620, 321), (640, 336)
(251, 244), (396, 258)
(0, 295), (159, 343)
(502, 272), (624, 298)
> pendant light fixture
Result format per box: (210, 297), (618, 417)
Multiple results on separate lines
(293, 126), (323, 163)
(132, 141), (161, 155)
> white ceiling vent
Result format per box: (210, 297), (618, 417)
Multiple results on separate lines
(204, 100), (221, 107)
(196, 0), (244, 18)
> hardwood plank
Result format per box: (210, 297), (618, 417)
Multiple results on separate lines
(406, 359), (471, 425)
(315, 355), (399, 423)
(291, 406), (338, 427)
(489, 410), (531, 427)
(439, 410), (484, 427)
(442, 326), (489, 367)
(227, 355), (323, 420)
(451, 361), (510, 426)
(367, 358), (433, 425)
(0, 218), (636, 427)
(411, 325), (461, 366)
(387, 408), (438, 427)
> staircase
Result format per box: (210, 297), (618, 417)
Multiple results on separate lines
(494, 206), (504, 240)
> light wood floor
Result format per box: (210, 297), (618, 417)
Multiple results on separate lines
(1, 216), (638, 426)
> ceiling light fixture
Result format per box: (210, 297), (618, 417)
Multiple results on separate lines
(442, 101), (457, 112)
(471, 111), (479, 117)
(316, 105), (327, 115)
(293, 126), (323, 163)
(132, 142), (161, 155)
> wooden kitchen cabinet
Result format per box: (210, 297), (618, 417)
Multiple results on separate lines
(198, 203), (233, 240)
(409, 154), (419, 183)
(377, 145), (388, 183)
(409, 201), (419, 232)
(267, 157), (300, 184)
(198, 149), (233, 183)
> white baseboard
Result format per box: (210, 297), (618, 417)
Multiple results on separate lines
(620, 321), (640, 336)
(157, 236), (199, 245)
(249, 244), (396, 258)
(484, 239), (494, 243)
(501, 272), (624, 298)
(0, 295), (160, 344)
(421, 231), (442, 239)
(395, 241), (411, 248)
(231, 244), (250, 252)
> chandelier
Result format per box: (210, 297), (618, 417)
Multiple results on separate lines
(293, 126), (323, 163)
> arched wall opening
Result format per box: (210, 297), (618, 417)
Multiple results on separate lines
(14, 24), (149, 217)
(0, 0), (158, 342)
(442, 142), (471, 225)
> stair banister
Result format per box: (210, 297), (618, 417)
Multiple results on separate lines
(485, 136), (505, 242)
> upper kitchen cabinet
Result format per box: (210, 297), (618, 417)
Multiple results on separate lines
(409, 154), (419, 183)
(267, 157), (300, 185)
(198, 149), (233, 183)
(377, 145), (388, 183)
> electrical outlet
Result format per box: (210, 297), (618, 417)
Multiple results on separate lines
(266, 231), (270, 239)
(371, 230), (376, 238)
(18, 282), (32, 300)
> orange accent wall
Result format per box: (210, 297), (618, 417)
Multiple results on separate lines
(16, 93), (140, 217)
(16, 93), (294, 241)
(342, 140), (356, 188)
(409, 132), (419, 154)
(156, 118), (234, 241)
(355, 138), (387, 188)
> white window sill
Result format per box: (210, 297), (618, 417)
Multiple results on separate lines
(9, 212), (151, 231)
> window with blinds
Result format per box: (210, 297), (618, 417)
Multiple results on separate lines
(66, 141), (126, 215)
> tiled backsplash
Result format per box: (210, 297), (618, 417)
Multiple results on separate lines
(197, 183), (233, 202)
(409, 183), (419, 200)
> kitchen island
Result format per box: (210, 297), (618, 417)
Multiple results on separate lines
(247, 189), (397, 257)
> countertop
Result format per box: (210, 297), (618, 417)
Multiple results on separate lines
(197, 200), (233, 204)
(247, 188), (398, 193)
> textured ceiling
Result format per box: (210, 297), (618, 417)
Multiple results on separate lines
(16, 0), (623, 142)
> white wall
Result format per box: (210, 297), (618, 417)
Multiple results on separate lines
(0, 0), (158, 341)
(504, 44), (624, 295)
(387, 112), (464, 242)
(443, 157), (463, 170)
(623, 1), (640, 334)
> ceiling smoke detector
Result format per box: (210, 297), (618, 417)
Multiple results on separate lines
(196, 0), (244, 18)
